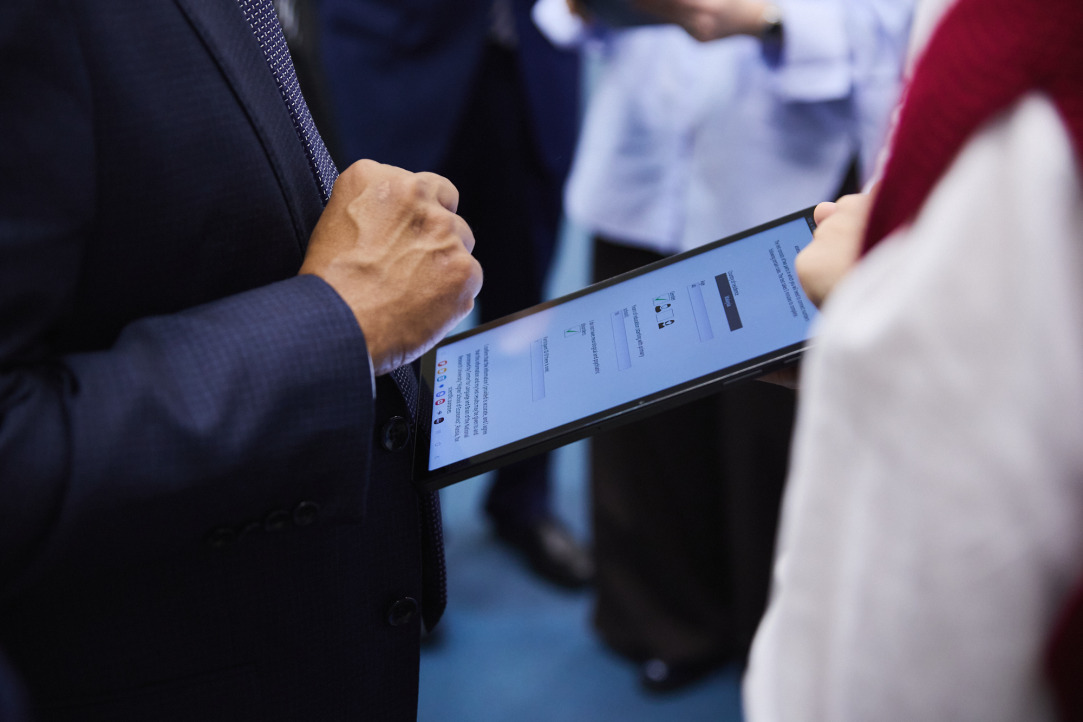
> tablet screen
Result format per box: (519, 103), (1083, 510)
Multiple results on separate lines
(415, 208), (818, 489)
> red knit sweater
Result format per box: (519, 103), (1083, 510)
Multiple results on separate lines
(864, 0), (1083, 250)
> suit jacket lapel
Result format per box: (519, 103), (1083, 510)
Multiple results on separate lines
(172, 0), (325, 252)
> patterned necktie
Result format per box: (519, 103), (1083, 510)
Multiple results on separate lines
(235, 0), (338, 203)
(390, 364), (448, 632)
(236, 0), (447, 630)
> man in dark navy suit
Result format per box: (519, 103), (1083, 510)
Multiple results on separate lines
(317, 0), (593, 588)
(0, 0), (480, 720)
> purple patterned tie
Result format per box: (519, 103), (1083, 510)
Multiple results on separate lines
(235, 0), (338, 203)
(390, 364), (448, 631)
(237, 1), (447, 629)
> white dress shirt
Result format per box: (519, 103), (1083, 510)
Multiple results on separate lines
(534, 0), (914, 253)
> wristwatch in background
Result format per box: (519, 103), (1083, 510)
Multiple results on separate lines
(761, 4), (784, 65)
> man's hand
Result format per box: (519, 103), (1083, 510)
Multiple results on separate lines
(633, 0), (767, 42)
(795, 191), (875, 308)
(300, 160), (483, 376)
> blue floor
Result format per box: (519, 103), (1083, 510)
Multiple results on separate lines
(417, 224), (744, 721)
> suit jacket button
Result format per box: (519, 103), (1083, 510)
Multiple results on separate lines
(239, 521), (262, 539)
(263, 509), (290, 533)
(386, 597), (419, 627)
(206, 527), (236, 549)
(293, 501), (320, 527)
(380, 416), (411, 452)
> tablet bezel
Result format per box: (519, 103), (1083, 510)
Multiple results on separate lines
(412, 207), (817, 491)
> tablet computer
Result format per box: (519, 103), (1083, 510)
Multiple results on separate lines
(413, 207), (818, 491)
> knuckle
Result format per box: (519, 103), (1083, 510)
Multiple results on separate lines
(465, 253), (483, 279)
(442, 175), (460, 198)
(347, 158), (379, 179)
(457, 294), (476, 320)
(336, 159), (384, 197)
(418, 206), (463, 242)
(470, 260), (484, 292)
(411, 204), (443, 235)
(446, 249), (481, 286)
(453, 213), (473, 238)
(403, 172), (433, 201)
(414, 170), (445, 189)
(424, 207), (451, 232)
(364, 163), (409, 199)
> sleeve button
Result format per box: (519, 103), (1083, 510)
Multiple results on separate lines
(379, 416), (411, 452)
(206, 527), (237, 549)
(293, 501), (320, 527)
(386, 597), (419, 627)
(263, 509), (290, 533)
(239, 521), (262, 539)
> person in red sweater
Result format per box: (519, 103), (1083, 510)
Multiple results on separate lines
(745, 0), (1083, 719)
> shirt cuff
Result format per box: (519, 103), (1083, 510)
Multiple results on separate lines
(768, 0), (851, 101)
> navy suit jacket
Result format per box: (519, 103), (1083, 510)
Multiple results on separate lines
(0, 1), (426, 719)
(317, 0), (580, 179)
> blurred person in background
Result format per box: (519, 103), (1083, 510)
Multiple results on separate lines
(317, 0), (595, 590)
(535, 0), (913, 691)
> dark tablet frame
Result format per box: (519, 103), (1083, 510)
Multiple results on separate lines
(412, 207), (817, 491)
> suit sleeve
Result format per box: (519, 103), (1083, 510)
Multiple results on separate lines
(0, 0), (375, 597)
